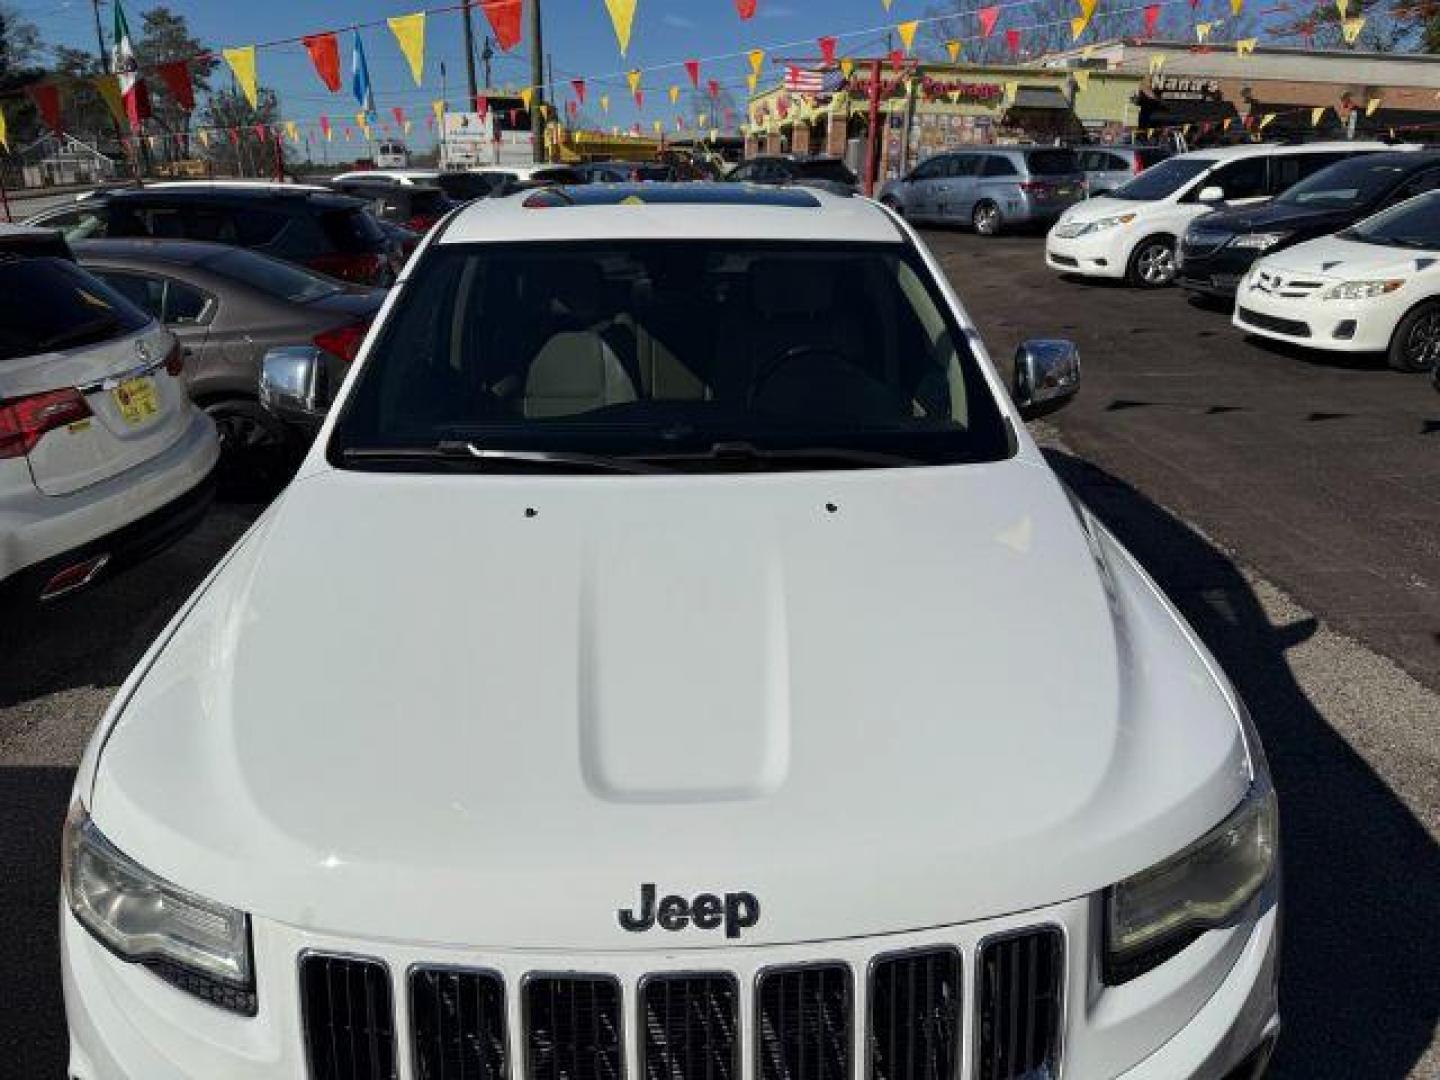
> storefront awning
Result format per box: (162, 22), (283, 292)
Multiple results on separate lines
(1010, 87), (1071, 110)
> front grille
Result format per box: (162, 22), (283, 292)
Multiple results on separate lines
(977, 929), (1064, 1080)
(300, 954), (398, 1080)
(1238, 306), (1311, 338)
(756, 964), (852, 1080)
(640, 973), (740, 1080)
(298, 930), (1068, 1079)
(410, 967), (507, 1080)
(869, 948), (962, 1080)
(525, 974), (624, 1080)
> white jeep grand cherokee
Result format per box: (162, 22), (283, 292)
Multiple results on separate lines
(62, 185), (1279, 1080)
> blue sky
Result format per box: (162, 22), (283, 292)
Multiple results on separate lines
(18, 0), (927, 148)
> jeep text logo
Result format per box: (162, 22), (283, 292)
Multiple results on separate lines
(617, 883), (761, 939)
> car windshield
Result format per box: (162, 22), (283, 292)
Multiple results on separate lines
(1108, 157), (1214, 200)
(0, 256), (149, 361)
(1277, 156), (1415, 210)
(795, 160), (858, 184)
(330, 241), (1011, 471)
(1342, 191), (1440, 249)
(202, 247), (342, 302)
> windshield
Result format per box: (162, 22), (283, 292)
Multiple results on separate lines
(795, 160), (858, 184)
(1344, 190), (1440, 249)
(1277, 156), (1414, 210)
(202, 246), (341, 302)
(1109, 157), (1213, 201)
(1025, 150), (1079, 176)
(329, 241), (1011, 471)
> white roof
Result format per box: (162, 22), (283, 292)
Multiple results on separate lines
(143, 180), (333, 193)
(332, 169), (441, 185)
(437, 186), (904, 245)
(1170, 140), (1400, 163)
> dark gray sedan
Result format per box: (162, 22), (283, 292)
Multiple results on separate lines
(73, 238), (384, 491)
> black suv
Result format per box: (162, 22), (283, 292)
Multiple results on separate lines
(726, 156), (858, 195)
(328, 178), (456, 234)
(1178, 150), (1440, 300)
(23, 184), (403, 286)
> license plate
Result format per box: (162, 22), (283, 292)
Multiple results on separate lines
(113, 376), (160, 426)
(1055, 186), (1073, 197)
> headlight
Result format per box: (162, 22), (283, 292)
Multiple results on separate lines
(1323, 279), (1406, 300)
(1230, 232), (1290, 250)
(1104, 783), (1277, 985)
(1077, 213), (1137, 235)
(63, 803), (256, 1014)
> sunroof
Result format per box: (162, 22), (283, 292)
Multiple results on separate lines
(522, 182), (823, 209)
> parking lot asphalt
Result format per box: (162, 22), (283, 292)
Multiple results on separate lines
(0, 227), (1436, 1077)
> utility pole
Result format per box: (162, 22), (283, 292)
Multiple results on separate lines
(482, 37), (494, 91)
(461, 1), (479, 104)
(530, 0), (546, 162)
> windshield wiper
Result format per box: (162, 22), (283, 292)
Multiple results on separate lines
(342, 441), (671, 474)
(648, 441), (921, 469)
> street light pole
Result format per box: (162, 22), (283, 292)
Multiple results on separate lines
(461, 1), (479, 104)
(530, 0), (546, 162)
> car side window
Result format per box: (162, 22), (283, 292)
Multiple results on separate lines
(37, 206), (109, 241)
(982, 155), (1018, 177)
(1270, 153), (1348, 195)
(1392, 167), (1440, 201)
(1105, 153), (1131, 171)
(1207, 157), (1267, 201)
(91, 270), (165, 320)
(164, 280), (211, 324)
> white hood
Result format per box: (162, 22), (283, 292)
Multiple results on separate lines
(1256, 234), (1440, 281)
(89, 461), (1250, 949)
(1057, 195), (1136, 225)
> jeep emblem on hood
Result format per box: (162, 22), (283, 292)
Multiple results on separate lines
(618, 883), (760, 939)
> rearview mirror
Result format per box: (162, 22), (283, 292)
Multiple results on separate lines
(260, 346), (332, 424)
(1012, 339), (1081, 420)
(1197, 185), (1225, 204)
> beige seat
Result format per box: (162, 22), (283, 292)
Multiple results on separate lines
(522, 331), (638, 418)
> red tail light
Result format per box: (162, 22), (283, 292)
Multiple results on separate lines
(307, 252), (387, 285)
(313, 321), (371, 363)
(0, 388), (93, 459)
(405, 215), (440, 233)
(164, 339), (184, 377)
(1019, 180), (1054, 194)
(1134, 158), (1144, 174)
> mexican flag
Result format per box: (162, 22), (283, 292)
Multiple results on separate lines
(111, 0), (151, 129)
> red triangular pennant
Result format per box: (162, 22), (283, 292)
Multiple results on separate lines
(155, 60), (194, 111)
(818, 36), (838, 66)
(26, 83), (62, 134)
(571, 78), (587, 105)
(685, 60), (701, 88)
(1143, 4), (1160, 35)
(1006, 28), (1022, 54)
(734, 0), (757, 19)
(475, 95), (490, 119)
(978, 5), (1001, 37)
(481, 0), (523, 51)
(302, 33), (342, 93)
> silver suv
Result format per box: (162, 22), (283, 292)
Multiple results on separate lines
(878, 148), (1085, 235)
(1077, 145), (1173, 197)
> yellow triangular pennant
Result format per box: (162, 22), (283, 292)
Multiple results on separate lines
(92, 75), (125, 125)
(747, 72), (758, 93)
(841, 57), (856, 78)
(1258, 113), (1275, 130)
(285, 119), (299, 142)
(669, 85), (680, 104)
(387, 12), (426, 87)
(1195, 21), (1213, 42)
(1342, 15), (1366, 41)
(223, 45), (258, 109)
(626, 70), (642, 95)
(1230, 0), (1244, 14)
(748, 49), (765, 76)
(603, 0), (639, 56)
(946, 40), (962, 62)
(1071, 15), (1090, 40)
(1366, 96), (1382, 116)
(1311, 105), (1327, 126)
(600, 94), (611, 113)
(1235, 37), (1258, 55)
(520, 87), (534, 111)
(897, 20), (920, 52)
(432, 99), (446, 123)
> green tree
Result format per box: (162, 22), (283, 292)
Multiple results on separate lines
(0, 3), (44, 148)
(199, 84), (287, 177)
(136, 6), (218, 159)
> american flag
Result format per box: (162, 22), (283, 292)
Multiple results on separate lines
(784, 66), (848, 94)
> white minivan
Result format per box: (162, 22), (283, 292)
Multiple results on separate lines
(62, 186), (1279, 1080)
(1047, 140), (1398, 287)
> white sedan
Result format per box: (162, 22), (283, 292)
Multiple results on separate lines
(1234, 189), (1440, 371)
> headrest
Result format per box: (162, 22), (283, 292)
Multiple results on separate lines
(540, 260), (604, 322)
(752, 260), (836, 317)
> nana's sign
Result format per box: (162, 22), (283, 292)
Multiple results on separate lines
(1152, 75), (1222, 101)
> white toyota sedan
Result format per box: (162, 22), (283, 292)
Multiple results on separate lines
(1236, 188), (1440, 371)
(62, 186), (1279, 1079)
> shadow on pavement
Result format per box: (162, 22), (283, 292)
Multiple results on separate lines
(1049, 449), (1440, 1079)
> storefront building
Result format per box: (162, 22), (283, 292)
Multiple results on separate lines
(1041, 40), (1440, 142)
(744, 61), (1142, 183)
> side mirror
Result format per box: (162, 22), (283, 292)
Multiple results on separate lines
(1013, 339), (1081, 420)
(1197, 185), (1225, 204)
(260, 346), (331, 424)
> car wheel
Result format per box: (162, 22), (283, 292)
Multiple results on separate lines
(204, 397), (296, 498)
(1387, 300), (1440, 373)
(972, 200), (1003, 237)
(1127, 236), (1177, 288)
